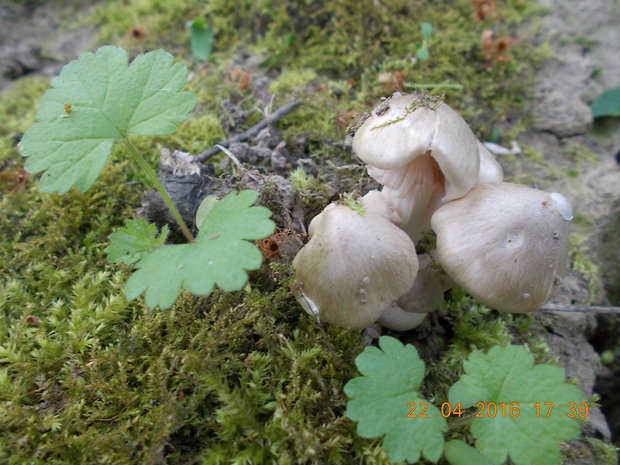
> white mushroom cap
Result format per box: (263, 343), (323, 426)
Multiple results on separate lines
(292, 204), (418, 330)
(431, 182), (572, 313)
(353, 92), (480, 202)
(476, 141), (504, 184)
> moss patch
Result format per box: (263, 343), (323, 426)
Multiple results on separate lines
(89, 0), (547, 142)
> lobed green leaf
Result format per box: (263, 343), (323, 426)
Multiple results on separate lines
(591, 86), (620, 118)
(344, 336), (447, 463)
(105, 219), (169, 266)
(444, 440), (494, 465)
(125, 190), (275, 309)
(20, 46), (196, 193)
(448, 345), (584, 465)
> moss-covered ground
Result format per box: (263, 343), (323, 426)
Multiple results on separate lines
(0, 0), (615, 463)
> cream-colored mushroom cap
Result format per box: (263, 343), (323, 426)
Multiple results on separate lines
(352, 92), (480, 202)
(476, 141), (504, 184)
(431, 183), (572, 313)
(292, 205), (418, 330)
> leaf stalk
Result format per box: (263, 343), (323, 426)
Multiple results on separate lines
(123, 138), (195, 243)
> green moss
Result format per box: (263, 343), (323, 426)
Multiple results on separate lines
(167, 113), (226, 154)
(569, 233), (600, 303)
(290, 167), (329, 210)
(0, 138), (379, 465)
(562, 142), (599, 179)
(268, 69), (318, 95)
(0, 76), (50, 160)
(88, 0), (205, 55)
(563, 142), (598, 164)
(341, 192), (365, 215)
(441, 290), (514, 369)
(89, 0), (547, 146)
(560, 437), (619, 465)
(0, 259), (387, 464)
(584, 437), (618, 465)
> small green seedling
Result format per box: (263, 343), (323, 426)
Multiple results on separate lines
(187, 16), (213, 62)
(416, 22), (433, 61)
(20, 46), (275, 309)
(591, 86), (620, 118)
(345, 338), (585, 465)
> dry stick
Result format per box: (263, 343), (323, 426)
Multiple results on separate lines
(538, 304), (620, 314)
(193, 100), (302, 163)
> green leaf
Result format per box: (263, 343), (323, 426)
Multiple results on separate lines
(417, 47), (429, 61)
(448, 345), (584, 465)
(195, 195), (218, 230)
(105, 219), (169, 266)
(188, 17), (213, 62)
(20, 46), (196, 193)
(444, 440), (494, 465)
(421, 22), (433, 40)
(591, 86), (620, 118)
(125, 190), (274, 309)
(344, 336), (447, 463)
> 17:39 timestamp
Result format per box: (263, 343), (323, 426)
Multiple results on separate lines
(407, 401), (589, 418)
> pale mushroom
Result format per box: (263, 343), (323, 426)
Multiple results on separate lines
(476, 141), (504, 184)
(430, 182), (573, 313)
(360, 153), (444, 243)
(377, 304), (428, 331)
(352, 92), (480, 241)
(292, 204), (418, 330)
(376, 253), (451, 331)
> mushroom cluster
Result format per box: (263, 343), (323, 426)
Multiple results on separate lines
(293, 92), (573, 331)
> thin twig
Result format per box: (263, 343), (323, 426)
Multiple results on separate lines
(193, 100), (302, 163)
(538, 304), (620, 314)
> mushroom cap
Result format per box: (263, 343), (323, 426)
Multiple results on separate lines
(431, 183), (572, 313)
(293, 205), (418, 329)
(476, 141), (504, 184)
(352, 92), (480, 201)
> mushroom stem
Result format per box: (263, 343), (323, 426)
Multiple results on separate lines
(362, 153), (445, 242)
(377, 304), (427, 331)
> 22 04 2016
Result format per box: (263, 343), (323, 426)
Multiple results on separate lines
(407, 401), (589, 418)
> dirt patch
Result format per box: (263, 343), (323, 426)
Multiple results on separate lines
(516, 0), (620, 445)
(0, 0), (96, 92)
